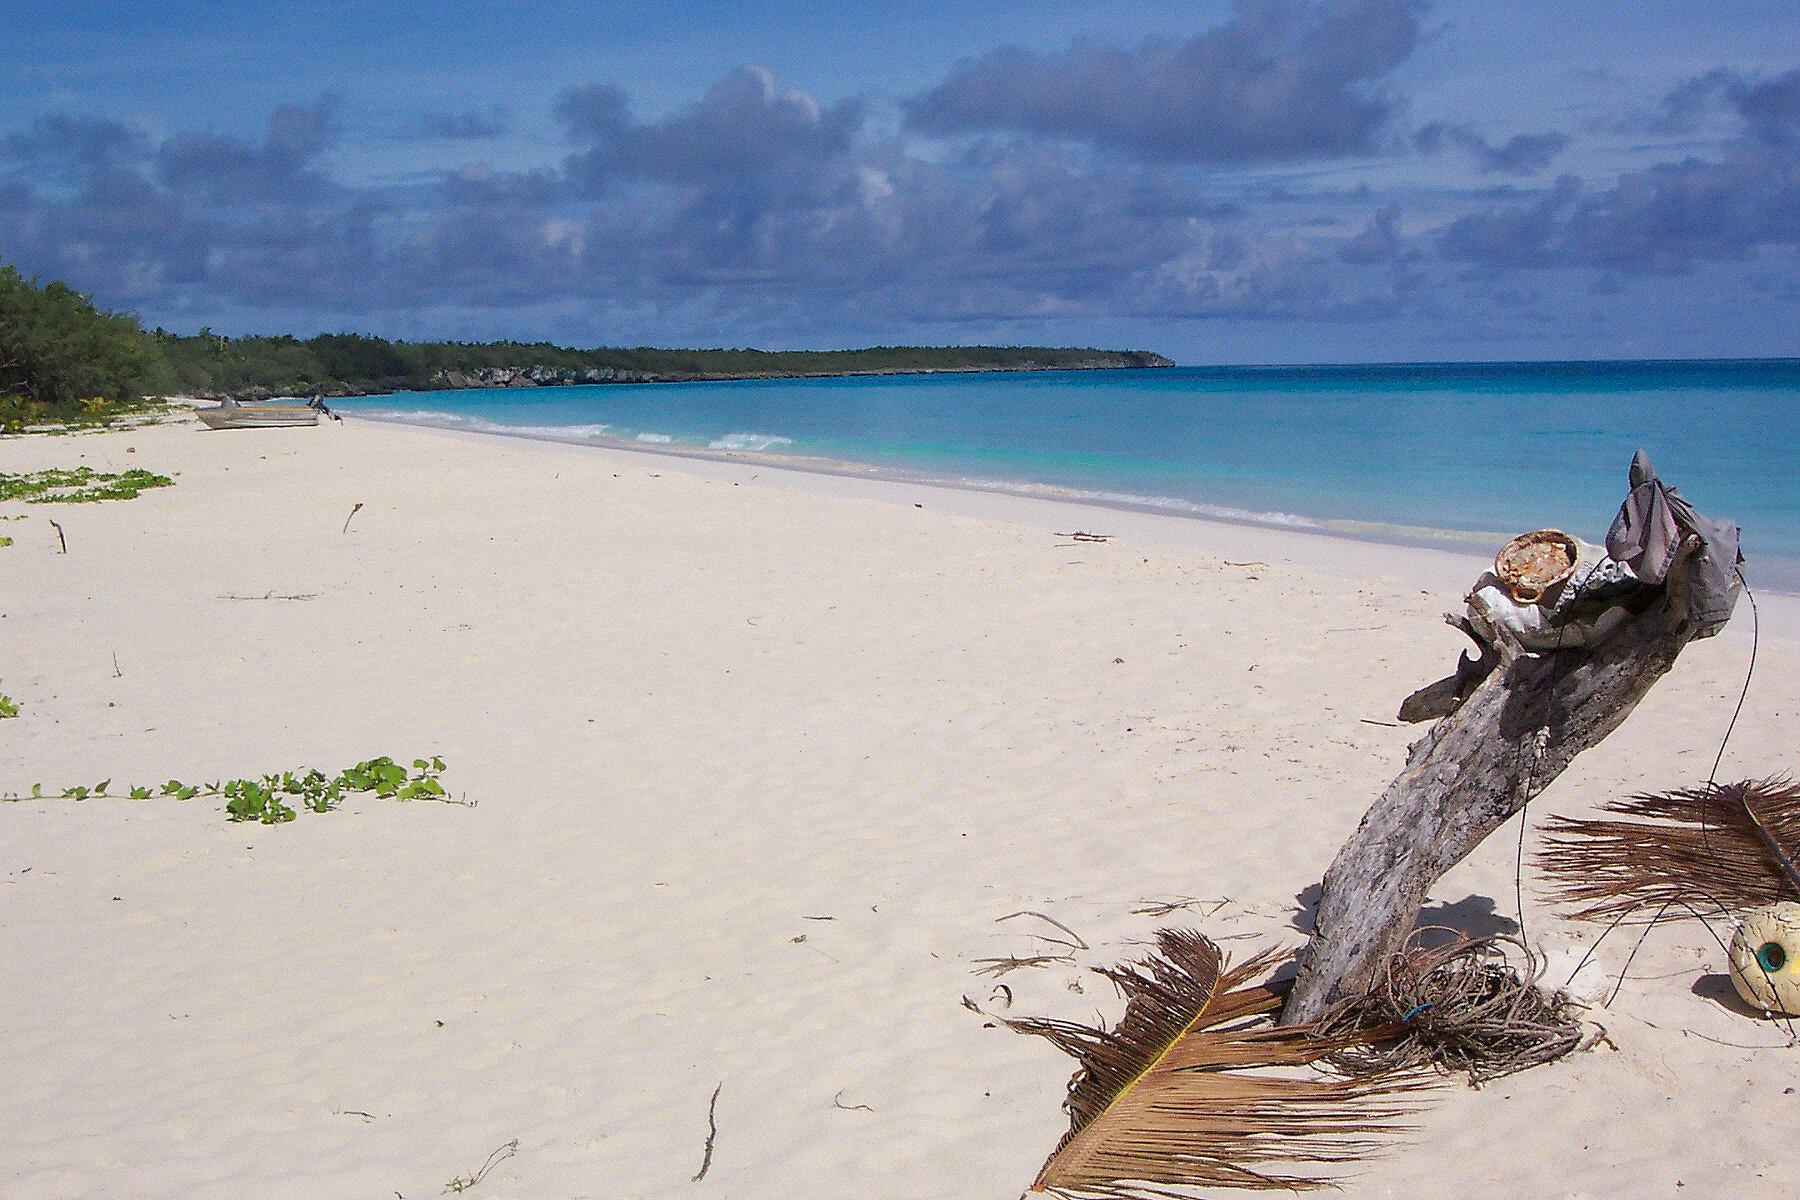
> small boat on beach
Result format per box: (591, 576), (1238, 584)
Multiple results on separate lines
(196, 397), (329, 430)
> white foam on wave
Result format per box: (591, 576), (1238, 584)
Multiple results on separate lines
(635, 432), (674, 444)
(362, 408), (474, 424)
(708, 432), (794, 452)
(942, 474), (1327, 530)
(354, 409), (611, 441)
(507, 422), (611, 439)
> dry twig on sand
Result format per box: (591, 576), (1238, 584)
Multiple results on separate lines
(973, 953), (1076, 977)
(996, 910), (1089, 950)
(691, 1083), (722, 1183)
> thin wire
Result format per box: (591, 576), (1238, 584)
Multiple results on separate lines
(1700, 571), (1759, 857)
(1511, 565), (1602, 949)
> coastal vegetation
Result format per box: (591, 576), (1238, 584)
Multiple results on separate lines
(1, 259), (1171, 422)
(0, 466), (176, 503)
(4, 756), (458, 824)
(152, 334), (1173, 398)
(0, 265), (168, 429)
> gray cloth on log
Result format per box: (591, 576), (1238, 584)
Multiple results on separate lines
(1606, 449), (1741, 627)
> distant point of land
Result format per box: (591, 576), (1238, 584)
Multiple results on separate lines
(156, 336), (1175, 401)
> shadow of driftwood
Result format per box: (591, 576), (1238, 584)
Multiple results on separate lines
(1290, 883), (1323, 934)
(1411, 895), (1521, 947)
(1289, 888), (1521, 945)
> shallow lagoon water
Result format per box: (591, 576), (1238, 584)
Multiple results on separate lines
(334, 359), (1800, 591)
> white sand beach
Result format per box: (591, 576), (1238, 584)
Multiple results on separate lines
(2, 415), (1794, 1199)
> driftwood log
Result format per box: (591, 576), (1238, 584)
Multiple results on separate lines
(1282, 533), (1729, 1025)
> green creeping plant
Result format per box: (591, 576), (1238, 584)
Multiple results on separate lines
(0, 466), (175, 504)
(5, 757), (457, 825)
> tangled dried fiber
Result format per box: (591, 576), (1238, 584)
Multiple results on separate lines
(1537, 777), (1800, 922)
(1314, 932), (1585, 1087)
(1002, 929), (1429, 1196)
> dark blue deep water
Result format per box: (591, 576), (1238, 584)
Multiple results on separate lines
(334, 359), (1800, 591)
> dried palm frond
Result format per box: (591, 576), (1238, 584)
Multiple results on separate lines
(1315, 932), (1585, 1085)
(1004, 929), (1427, 1197)
(1538, 777), (1800, 921)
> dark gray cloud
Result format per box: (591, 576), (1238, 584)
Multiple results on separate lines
(1338, 203), (1404, 263)
(21, 52), (1791, 342)
(1414, 122), (1569, 174)
(1439, 70), (1800, 274)
(411, 107), (508, 140)
(904, 0), (1426, 164)
(3, 73), (1320, 326)
(156, 97), (341, 202)
(1436, 176), (1580, 268)
(1, 114), (149, 178)
(1638, 67), (1800, 142)
(559, 66), (864, 190)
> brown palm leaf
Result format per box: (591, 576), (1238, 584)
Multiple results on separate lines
(1004, 929), (1427, 1197)
(1538, 777), (1800, 921)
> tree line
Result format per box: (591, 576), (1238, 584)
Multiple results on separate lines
(1, 262), (1170, 426)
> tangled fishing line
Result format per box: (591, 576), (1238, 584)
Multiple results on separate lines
(1316, 931), (1588, 1086)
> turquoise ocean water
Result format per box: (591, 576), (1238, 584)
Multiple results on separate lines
(333, 359), (1800, 592)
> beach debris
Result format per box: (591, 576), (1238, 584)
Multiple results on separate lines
(691, 1083), (722, 1183)
(1132, 896), (1229, 919)
(831, 1089), (875, 1112)
(442, 1139), (517, 1195)
(1055, 530), (1111, 543)
(1284, 452), (1743, 1025)
(997, 910), (1089, 951)
(219, 590), (320, 602)
(342, 501), (363, 533)
(1494, 528), (1580, 604)
(1729, 902), (1800, 1016)
(1002, 930), (1426, 1196)
(973, 953), (1075, 977)
(49, 517), (66, 553)
(1538, 778), (1800, 922)
(1314, 933), (1586, 1086)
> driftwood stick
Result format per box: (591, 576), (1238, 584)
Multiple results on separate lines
(1282, 535), (1717, 1024)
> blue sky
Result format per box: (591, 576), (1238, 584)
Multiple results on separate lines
(3, 1), (1797, 362)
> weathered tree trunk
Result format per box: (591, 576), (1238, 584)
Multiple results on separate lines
(1281, 537), (1720, 1025)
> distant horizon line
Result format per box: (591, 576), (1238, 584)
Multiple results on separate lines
(1168, 354), (1800, 370)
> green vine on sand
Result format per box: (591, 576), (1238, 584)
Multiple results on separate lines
(3, 756), (466, 824)
(0, 466), (175, 504)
